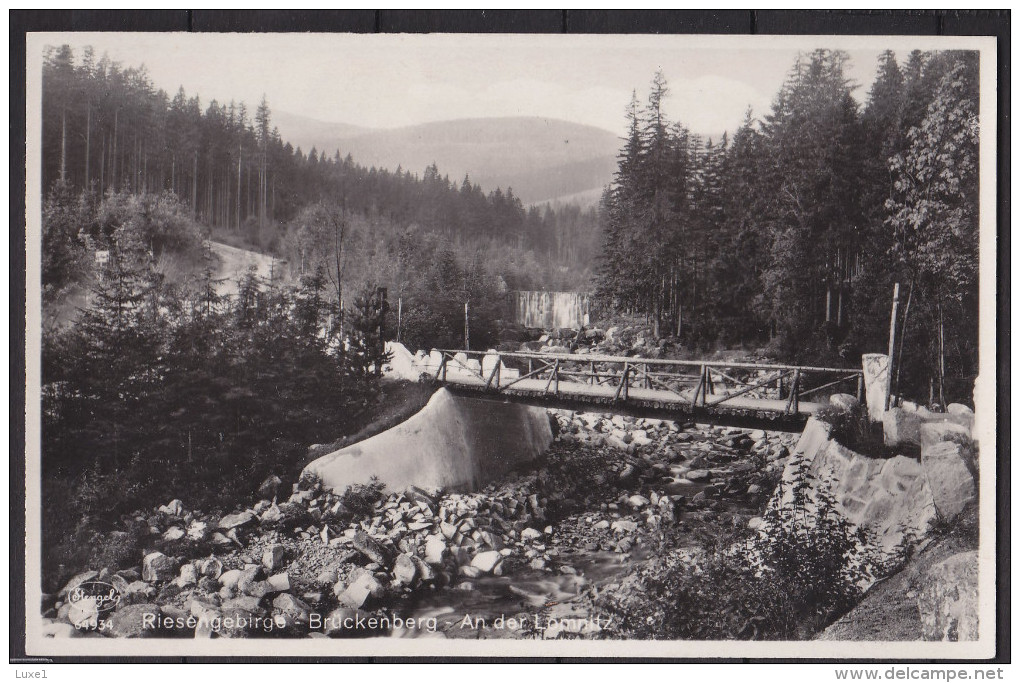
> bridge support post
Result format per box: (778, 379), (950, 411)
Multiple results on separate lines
(862, 353), (890, 422)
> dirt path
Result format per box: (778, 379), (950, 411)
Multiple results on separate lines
(206, 240), (285, 296)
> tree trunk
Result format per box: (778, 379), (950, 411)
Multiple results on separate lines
(236, 144), (242, 231)
(112, 108), (118, 191)
(84, 104), (90, 189)
(60, 107), (67, 183)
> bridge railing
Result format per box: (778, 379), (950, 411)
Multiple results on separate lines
(427, 349), (863, 415)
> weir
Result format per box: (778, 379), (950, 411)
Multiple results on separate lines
(509, 291), (591, 329)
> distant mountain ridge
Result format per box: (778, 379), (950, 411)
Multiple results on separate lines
(273, 112), (621, 205)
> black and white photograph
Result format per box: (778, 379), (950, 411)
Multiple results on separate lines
(17, 22), (1003, 663)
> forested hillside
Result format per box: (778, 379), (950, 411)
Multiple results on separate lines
(272, 113), (621, 204)
(41, 45), (601, 321)
(596, 49), (979, 405)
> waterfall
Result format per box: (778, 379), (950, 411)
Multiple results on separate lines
(510, 291), (591, 329)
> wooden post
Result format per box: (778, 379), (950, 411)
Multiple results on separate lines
(464, 301), (470, 351)
(885, 283), (900, 410)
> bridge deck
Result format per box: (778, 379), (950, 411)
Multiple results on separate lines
(408, 348), (860, 430)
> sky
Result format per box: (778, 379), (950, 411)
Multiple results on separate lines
(34, 33), (958, 138)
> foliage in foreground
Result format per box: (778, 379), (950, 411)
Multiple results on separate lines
(595, 460), (882, 640)
(41, 195), (386, 586)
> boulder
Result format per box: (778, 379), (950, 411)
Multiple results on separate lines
(186, 521), (209, 541)
(470, 551), (503, 574)
(272, 593), (311, 630)
(162, 526), (185, 542)
(267, 573), (291, 592)
(410, 555), (436, 582)
(922, 441), (976, 522)
(59, 570), (99, 598)
(217, 607), (258, 638)
(686, 469), (710, 482)
(882, 407), (924, 447)
(219, 569), (243, 589)
(919, 421), (971, 451)
(260, 505), (284, 525)
(337, 572), (385, 609)
(218, 511), (256, 530)
(173, 563), (198, 588)
(392, 554), (418, 585)
(198, 558), (223, 580)
(107, 604), (162, 638)
(352, 530), (391, 567)
(141, 552), (176, 583)
(67, 597), (99, 629)
(424, 535), (447, 564)
(918, 551), (979, 641)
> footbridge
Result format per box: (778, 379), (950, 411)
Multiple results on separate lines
(413, 348), (863, 430)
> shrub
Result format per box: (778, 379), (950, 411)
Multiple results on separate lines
(337, 477), (386, 519)
(595, 459), (880, 640)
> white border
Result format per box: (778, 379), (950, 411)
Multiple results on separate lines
(22, 31), (1000, 659)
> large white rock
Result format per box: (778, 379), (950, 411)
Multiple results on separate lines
(303, 389), (553, 493)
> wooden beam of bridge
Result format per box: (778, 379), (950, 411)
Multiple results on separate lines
(426, 349), (864, 432)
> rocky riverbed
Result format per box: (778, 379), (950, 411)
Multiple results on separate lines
(41, 409), (798, 640)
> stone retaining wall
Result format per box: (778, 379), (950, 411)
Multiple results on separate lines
(785, 390), (980, 642)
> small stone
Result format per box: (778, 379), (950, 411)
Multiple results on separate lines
(628, 495), (650, 508)
(260, 505), (284, 525)
(160, 500), (184, 516)
(748, 516), (763, 530)
(610, 520), (638, 534)
(262, 544), (286, 572)
(162, 526), (185, 542)
(520, 528), (543, 542)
